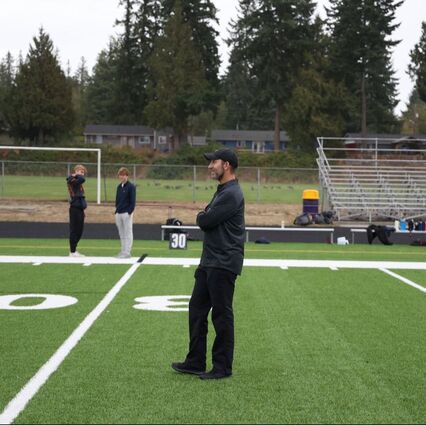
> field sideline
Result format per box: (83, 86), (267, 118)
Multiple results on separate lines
(0, 239), (425, 423)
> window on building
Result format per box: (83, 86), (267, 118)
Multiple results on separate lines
(139, 136), (151, 145)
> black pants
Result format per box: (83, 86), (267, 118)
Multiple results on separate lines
(69, 207), (85, 253)
(185, 267), (237, 374)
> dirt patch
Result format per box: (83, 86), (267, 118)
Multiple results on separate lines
(0, 199), (301, 227)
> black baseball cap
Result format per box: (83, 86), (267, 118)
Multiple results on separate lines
(203, 148), (238, 169)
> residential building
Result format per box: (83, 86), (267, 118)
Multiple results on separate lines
(83, 125), (172, 151)
(344, 133), (426, 151)
(211, 129), (289, 153)
(84, 125), (290, 153)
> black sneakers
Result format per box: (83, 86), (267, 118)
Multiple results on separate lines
(171, 362), (205, 376)
(199, 369), (232, 380)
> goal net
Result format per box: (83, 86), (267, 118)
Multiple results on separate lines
(0, 146), (101, 204)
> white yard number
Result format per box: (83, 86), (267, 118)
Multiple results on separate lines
(0, 294), (78, 310)
(169, 233), (187, 250)
(0, 294), (190, 312)
(133, 295), (190, 312)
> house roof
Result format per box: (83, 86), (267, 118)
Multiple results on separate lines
(84, 125), (154, 136)
(344, 133), (426, 144)
(212, 129), (289, 142)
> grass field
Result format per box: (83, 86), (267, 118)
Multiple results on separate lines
(0, 175), (317, 204)
(1, 239), (425, 424)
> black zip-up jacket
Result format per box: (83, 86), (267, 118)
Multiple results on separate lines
(66, 175), (87, 210)
(197, 179), (245, 275)
(115, 181), (136, 214)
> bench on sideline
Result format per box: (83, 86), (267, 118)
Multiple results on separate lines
(161, 225), (335, 243)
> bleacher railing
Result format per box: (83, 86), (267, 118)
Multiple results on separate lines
(316, 137), (426, 221)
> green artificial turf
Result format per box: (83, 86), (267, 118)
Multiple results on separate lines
(1, 240), (425, 423)
(1, 265), (422, 424)
(0, 263), (129, 411)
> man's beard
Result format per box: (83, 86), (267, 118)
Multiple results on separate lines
(210, 168), (225, 181)
(211, 168), (224, 181)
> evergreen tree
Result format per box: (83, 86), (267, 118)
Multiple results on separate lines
(284, 17), (353, 151)
(71, 57), (91, 133)
(222, 50), (275, 130)
(400, 90), (426, 136)
(326, 0), (402, 135)
(86, 43), (118, 124)
(113, 0), (140, 123)
(229, 0), (316, 150)
(408, 21), (426, 103)
(144, 0), (209, 149)
(0, 52), (15, 133)
(86, 0), (161, 125)
(132, 0), (162, 119)
(161, 0), (221, 112)
(8, 28), (74, 144)
(224, 1), (279, 131)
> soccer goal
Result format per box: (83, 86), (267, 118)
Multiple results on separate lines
(0, 146), (102, 204)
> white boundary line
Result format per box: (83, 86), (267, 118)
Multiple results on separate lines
(380, 269), (426, 293)
(2, 255), (426, 270)
(0, 261), (143, 425)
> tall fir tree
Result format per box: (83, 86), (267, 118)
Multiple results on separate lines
(86, 0), (161, 125)
(408, 21), (426, 103)
(113, 0), (140, 123)
(228, 0), (316, 151)
(86, 42), (119, 124)
(132, 0), (162, 119)
(71, 57), (91, 133)
(8, 28), (74, 144)
(400, 90), (426, 136)
(326, 0), (402, 135)
(222, 48), (275, 130)
(284, 16), (353, 151)
(144, 0), (209, 149)
(0, 52), (15, 133)
(161, 0), (221, 112)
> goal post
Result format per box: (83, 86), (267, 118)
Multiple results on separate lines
(0, 146), (102, 204)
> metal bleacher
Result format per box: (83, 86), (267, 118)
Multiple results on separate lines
(316, 137), (426, 221)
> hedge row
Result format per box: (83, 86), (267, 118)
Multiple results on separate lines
(0, 142), (317, 169)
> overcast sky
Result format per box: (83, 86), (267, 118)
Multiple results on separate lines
(0, 0), (424, 115)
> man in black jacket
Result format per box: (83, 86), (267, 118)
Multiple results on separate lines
(172, 149), (245, 380)
(115, 167), (136, 258)
(66, 164), (87, 257)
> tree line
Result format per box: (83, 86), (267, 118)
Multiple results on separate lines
(0, 0), (425, 152)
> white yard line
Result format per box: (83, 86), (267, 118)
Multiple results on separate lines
(0, 259), (145, 425)
(2, 255), (426, 271)
(0, 255), (135, 265)
(380, 268), (426, 293)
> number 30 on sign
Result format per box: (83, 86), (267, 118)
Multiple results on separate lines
(169, 233), (187, 249)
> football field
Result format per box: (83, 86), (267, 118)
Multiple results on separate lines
(0, 239), (425, 424)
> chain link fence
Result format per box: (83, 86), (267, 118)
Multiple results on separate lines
(0, 160), (319, 204)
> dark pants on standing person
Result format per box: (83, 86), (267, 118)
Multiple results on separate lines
(185, 267), (237, 375)
(69, 207), (85, 253)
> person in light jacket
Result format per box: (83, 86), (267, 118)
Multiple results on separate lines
(115, 167), (136, 258)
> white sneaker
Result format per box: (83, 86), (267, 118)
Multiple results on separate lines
(116, 253), (131, 259)
(70, 252), (85, 257)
